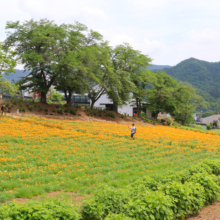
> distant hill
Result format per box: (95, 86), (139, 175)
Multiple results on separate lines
(148, 64), (172, 70)
(160, 58), (220, 101)
(3, 69), (29, 82)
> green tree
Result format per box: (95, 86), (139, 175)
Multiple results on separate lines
(107, 43), (144, 112)
(54, 22), (88, 106)
(0, 42), (16, 75)
(0, 77), (18, 95)
(172, 83), (207, 125)
(80, 42), (116, 109)
(4, 19), (66, 103)
(146, 72), (180, 119)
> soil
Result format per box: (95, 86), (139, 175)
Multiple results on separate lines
(186, 200), (220, 220)
(10, 191), (90, 206)
(0, 99), (153, 126)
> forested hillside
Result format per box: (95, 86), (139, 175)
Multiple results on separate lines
(161, 58), (220, 101)
(3, 69), (29, 82)
(148, 64), (172, 70)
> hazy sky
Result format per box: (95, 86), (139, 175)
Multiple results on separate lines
(1, 0), (220, 68)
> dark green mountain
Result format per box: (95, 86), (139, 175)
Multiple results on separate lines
(161, 58), (220, 101)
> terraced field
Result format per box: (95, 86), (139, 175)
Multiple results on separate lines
(0, 116), (220, 203)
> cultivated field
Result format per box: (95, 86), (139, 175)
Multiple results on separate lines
(0, 116), (220, 203)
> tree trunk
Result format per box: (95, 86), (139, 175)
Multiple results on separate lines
(64, 90), (68, 103)
(41, 92), (47, 104)
(91, 99), (95, 109)
(137, 98), (142, 118)
(152, 111), (160, 120)
(67, 90), (72, 107)
(113, 101), (118, 113)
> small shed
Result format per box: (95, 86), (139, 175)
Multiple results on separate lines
(202, 114), (220, 128)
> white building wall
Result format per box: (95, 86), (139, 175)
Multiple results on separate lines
(92, 93), (134, 116)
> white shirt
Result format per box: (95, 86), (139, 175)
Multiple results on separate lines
(129, 126), (136, 134)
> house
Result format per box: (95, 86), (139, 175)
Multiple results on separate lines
(92, 92), (152, 117)
(202, 115), (220, 128)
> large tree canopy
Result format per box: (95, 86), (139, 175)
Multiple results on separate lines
(4, 19), (66, 103)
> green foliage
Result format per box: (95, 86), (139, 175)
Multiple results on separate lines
(28, 105), (33, 111)
(5, 19), (67, 103)
(207, 124), (212, 130)
(161, 58), (220, 100)
(105, 112), (116, 118)
(0, 42), (16, 75)
(104, 213), (134, 220)
(213, 121), (218, 127)
(81, 160), (220, 220)
(64, 109), (70, 113)
(70, 109), (77, 115)
(48, 90), (63, 102)
(159, 182), (205, 218)
(189, 173), (220, 204)
(0, 77), (18, 95)
(44, 108), (48, 113)
(57, 108), (63, 114)
(0, 200), (80, 220)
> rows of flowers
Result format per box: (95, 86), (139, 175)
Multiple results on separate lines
(0, 116), (219, 205)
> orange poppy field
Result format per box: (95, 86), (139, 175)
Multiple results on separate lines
(0, 116), (220, 202)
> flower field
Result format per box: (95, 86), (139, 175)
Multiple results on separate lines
(0, 116), (220, 203)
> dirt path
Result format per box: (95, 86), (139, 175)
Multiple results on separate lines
(186, 200), (220, 220)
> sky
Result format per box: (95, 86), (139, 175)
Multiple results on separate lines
(1, 0), (220, 69)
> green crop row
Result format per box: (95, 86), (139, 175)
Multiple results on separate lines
(81, 159), (220, 220)
(1, 159), (220, 220)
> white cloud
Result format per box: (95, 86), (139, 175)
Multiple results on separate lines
(18, 0), (108, 21)
(1, 0), (220, 67)
(188, 29), (220, 44)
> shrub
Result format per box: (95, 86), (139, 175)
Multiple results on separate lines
(70, 109), (77, 115)
(52, 109), (56, 113)
(167, 119), (172, 126)
(75, 105), (81, 109)
(213, 121), (218, 127)
(85, 105), (90, 111)
(118, 114), (124, 118)
(99, 112), (102, 117)
(104, 213), (134, 220)
(22, 108), (25, 113)
(105, 112), (116, 118)
(159, 181), (205, 219)
(124, 191), (174, 220)
(57, 108), (63, 114)
(189, 173), (220, 204)
(39, 107), (43, 111)
(203, 160), (220, 175)
(207, 124), (212, 130)
(0, 200), (81, 220)
(64, 109), (70, 113)
(64, 103), (69, 107)
(28, 106), (33, 111)
(11, 97), (17, 105)
(82, 187), (130, 220)
(44, 108), (48, 113)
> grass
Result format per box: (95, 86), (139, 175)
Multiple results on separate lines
(0, 116), (220, 203)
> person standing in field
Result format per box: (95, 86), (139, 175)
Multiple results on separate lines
(1, 105), (5, 116)
(128, 124), (136, 140)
